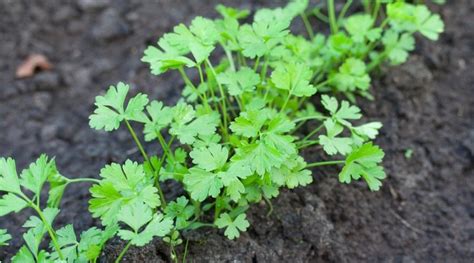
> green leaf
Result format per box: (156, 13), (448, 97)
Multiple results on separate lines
(20, 154), (57, 197)
(170, 103), (220, 145)
(89, 160), (160, 226)
(143, 101), (173, 141)
(12, 246), (35, 263)
(339, 143), (386, 191)
(142, 45), (195, 75)
(233, 140), (286, 176)
(164, 196), (194, 230)
(329, 58), (370, 92)
(219, 161), (253, 202)
(344, 14), (381, 42)
(215, 213), (250, 240)
(319, 135), (353, 156)
(238, 10), (290, 58)
(382, 30), (415, 65)
(387, 3), (444, 40)
(271, 62), (317, 97)
(272, 156), (312, 188)
(0, 229), (11, 246)
(218, 67), (260, 96)
(89, 82), (149, 131)
(183, 168), (223, 202)
(284, 0), (309, 18)
(0, 193), (27, 216)
(118, 202), (173, 246)
(190, 143), (229, 172)
(0, 157), (22, 194)
(230, 109), (270, 138)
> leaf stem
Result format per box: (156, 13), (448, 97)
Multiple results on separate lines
(306, 160), (345, 168)
(327, 0), (338, 34)
(206, 59), (229, 140)
(67, 178), (101, 184)
(300, 13), (314, 39)
(31, 204), (64, 260)
(124, 120), (167, 209)
(115, 240), (132, 263)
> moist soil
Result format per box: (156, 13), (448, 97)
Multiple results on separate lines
(0, 0), (473, 262)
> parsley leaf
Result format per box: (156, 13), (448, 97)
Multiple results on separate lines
(271, 62), (317, 97)
(329, 58), (370, 92)
(117, 202), (173, 246)
(0, 229), (11, 246)
(183, 168), (223, 202)
(218, 67), (260, 96)
(382, 30), (415, 65)
(190, 143), (229, 172)
(344, 14), (382, 42)
(339, 142), (386, 191)
(170, 103), (220, 145)
(143, 101), (173, 141)
(89, 82), (149, 131)
(164, 196), (195, 230)
(215, 213), (250, 240)
(89, 160), (160, 226)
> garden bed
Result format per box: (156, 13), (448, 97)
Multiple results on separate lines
(0, 0), (473, 262)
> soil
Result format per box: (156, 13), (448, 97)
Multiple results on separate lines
(0, 0), (473, 262)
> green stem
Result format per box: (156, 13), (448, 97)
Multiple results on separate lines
(338, 0), (353, 21)
(253, 56), (261, 71)
(263, 196), (273, 218)
(300, 13), (314, 39)
(206, 59), (229, 139)
(32, 205), (64, 260)
(293, 115), (327, 123)
(182, 239), (190, 263)
(125, 120), (167, 209)
(372, 0), (381, 21)
(224, 47), (236, 72)
(115, 240), (132, 263)
(178, 67), (208, 107)
(301, 124), (324, 142)
(67, 178), (101, 184)
(328, 0), (338, 34)
(298, 139), (320, 149)
(156, 131), (174, 163)
(125, 120), (149, 163)
(306, 160), (345, 168)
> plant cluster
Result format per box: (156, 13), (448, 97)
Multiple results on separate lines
(0, 0), (443, 262)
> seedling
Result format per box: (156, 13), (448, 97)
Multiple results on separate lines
(0, 0), (443, 262)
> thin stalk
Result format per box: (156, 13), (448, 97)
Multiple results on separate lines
(253, 56), (261, 71)
(298, 139), (320, 149)
(306, 160), (345, 168)
(301, 124), (324, 142)
(337, 0), (353, 21)
(178, 67), (208, 107)
(263, 196), (273, 218)
(32, 205), (64, 260)
(125, 120), (167, 209)
(125, 120), (149, 163)
(213, 195), (222, 222)
(224, 47), (236, 71)
(156, 131), (174, 163)
(327, 0), (338, 34)
(115, 241), (132, 263)
(206, 59), (229, 139)
(67, 178), (101, 184)
(182, 239), (190, 263)
(372, 0), (381, 21)
(300, 13), (314, 39)
(293, 115), (327, 123)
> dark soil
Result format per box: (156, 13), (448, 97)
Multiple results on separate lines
(1, 0), (473, 262)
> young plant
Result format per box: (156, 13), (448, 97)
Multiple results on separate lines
(0, 156), (114, 262)
(0, 0), (444, 262)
